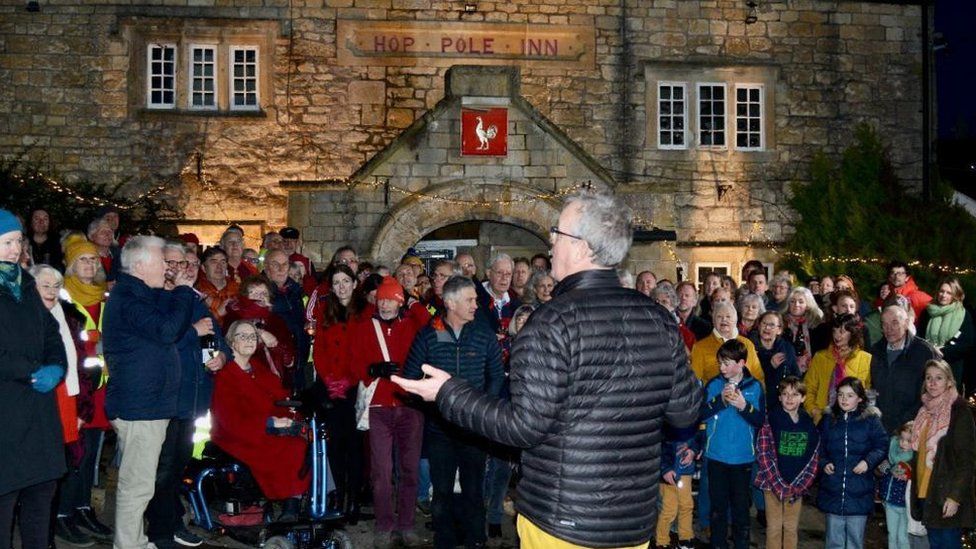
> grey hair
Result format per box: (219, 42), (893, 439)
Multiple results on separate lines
(781, 286), (824, 324)
(712, 300), (738, 321)
(771, 273), (792, 288)
(652, 283), (678, 311)
(86, 218), (116, 244)
(120, 235), (165, 274)
(432, 259), (461, 277)
(618, 269), (635, 289)
(565, 190), (633, 267)
(29, 263), (63, 285)
(522, 270), (554, 305)
(163, 241), (187, 256)
(488, 253), (513, 272)
(508, 304), (536, 336)
(442, 275), (476, 306)
(224, 319), (258, 349)
(737, 292), (767, 316)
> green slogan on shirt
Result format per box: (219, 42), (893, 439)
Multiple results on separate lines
(778, 431), (809, 457)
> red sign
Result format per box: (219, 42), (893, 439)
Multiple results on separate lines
(461, 107), (507, 156)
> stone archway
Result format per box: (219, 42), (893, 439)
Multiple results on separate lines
(366, 180), (562, 264)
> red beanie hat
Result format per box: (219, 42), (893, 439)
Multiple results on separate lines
(376, 276), (405, 304)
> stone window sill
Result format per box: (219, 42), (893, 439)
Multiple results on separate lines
(136, 108), (267, 119)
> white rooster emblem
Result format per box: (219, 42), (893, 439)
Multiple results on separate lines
(475, 116), (498, 150)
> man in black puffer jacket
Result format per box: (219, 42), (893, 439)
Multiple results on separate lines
(395, 191), (703, 548)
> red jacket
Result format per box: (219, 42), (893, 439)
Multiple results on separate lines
(349, 303), (430, 407)
(894, 277), (932, 322)
(210, 354), (309, 499)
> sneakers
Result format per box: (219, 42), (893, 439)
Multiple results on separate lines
(72, 508), (112, 540)
(373, 531), (393, 549)
(173, 525), (205, 547)
(54, 515), (94, 547)
(678, 539), (696, 549)
(397, 530), (424, 547)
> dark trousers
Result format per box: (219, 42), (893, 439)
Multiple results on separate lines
(426, 428), (487, 549)
(369, 407), (423, 532)
(0, 480), (58, 549)
(57, 429), (104, 514)
(325, 397), (364, 509)
(708, 460), (753, 549)
(146, 418), (195, 543)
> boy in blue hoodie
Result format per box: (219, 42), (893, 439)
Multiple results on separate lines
(701, 339), (764, 549)
(654, 423), (699, 549)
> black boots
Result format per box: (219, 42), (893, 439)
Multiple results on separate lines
(72, 507), (113, 541)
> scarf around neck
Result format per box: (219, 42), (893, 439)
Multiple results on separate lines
(912, 386), (958, 467)
(0, 261), (22, 302)
(828, 344), (850, 407)
(925, 301), (965, 347)
(64, 275), (107, 307)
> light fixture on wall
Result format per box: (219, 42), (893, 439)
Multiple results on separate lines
(744, 1), (758, 24)
(463, 3), (477, 12)
(717, 182), (733, 201)
(26, 0), (40, 11)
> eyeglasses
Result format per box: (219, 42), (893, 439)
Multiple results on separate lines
(266, 261), (289, 269)
(187, 262), (201, 269)
(549, 226), (583, 242)
(165, 260), (189, 268)
(234, 334), (258, 342)
(243, 257), (259, 264)
(334, 258), (358, 266)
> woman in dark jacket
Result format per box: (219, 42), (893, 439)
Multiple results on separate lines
(816, 376), (888, 549)
(917, 277), (975, 394)
(909, 359), (976, 549)
(0, 210), (67, 549)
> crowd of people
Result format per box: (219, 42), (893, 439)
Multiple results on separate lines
(2, 198), (975, 549)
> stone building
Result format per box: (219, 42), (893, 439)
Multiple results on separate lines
(0, 0), (924, 284)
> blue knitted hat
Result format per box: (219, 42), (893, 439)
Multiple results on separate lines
(0, 209), (23, 236)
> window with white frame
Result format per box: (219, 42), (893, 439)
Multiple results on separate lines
(189, 45), (217, 110)
(735, 85), (763, 150)
(657, 82), (687, 150)
(230, 46), (259, 110)
(147, 44), (177, 109)
(695, 263), (731, 295)
(697, 83), (726, 148)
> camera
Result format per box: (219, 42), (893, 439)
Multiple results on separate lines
(368, 361), (399, 378)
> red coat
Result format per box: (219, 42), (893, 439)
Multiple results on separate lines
(312, 320), (355, 391)
(349, 303), (430, 408)
(210, 355), (309, 499)
(223, 297), (296, 377)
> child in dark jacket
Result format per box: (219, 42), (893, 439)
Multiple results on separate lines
(701, 339), (764, 549)
(754, 376), (820, 549)
(816, 376), (888, 549)
(654, 423), (699, 549)
(880, 421), (914, 549)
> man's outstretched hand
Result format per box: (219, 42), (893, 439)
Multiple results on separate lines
(391, 364), (452, 402)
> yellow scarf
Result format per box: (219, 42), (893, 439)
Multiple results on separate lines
(64, 275), (107, 307)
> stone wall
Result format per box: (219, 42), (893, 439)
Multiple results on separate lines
(0, 0), (923, 278)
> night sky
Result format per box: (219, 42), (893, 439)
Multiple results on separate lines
(935, 0), (976, 140)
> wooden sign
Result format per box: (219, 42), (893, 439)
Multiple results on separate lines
(461, 107), (508, 156)
(337, 20), (595, 69)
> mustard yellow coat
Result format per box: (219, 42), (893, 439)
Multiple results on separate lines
(803, 346), (872, 424)
(690, 334), (765, 388)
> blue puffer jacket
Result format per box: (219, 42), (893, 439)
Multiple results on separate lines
(175, 293), (231, 419)
(816, 406), (888, 516)
(404, 315), (504, 435)
(104, 273), (195, 420)
(701, 371), (764, 465)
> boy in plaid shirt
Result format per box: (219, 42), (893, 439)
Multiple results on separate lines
(754, 376), (820, 549)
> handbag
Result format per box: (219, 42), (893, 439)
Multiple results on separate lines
(354, 319), (388, 431)
(905, 480), (928, 537)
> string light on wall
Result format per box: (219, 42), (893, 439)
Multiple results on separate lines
(9, 171), (169, 211)
(779, 251), (976, 276)
(353, 178), (587, 207)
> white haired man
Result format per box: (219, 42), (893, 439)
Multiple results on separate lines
(103, 236), (197, 549)
(394, 191), (702, 549)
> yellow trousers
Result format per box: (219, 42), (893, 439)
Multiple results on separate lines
(655, 475), (694, 546)
(517, 515), (650, 549)
(763, 490), (803, 549)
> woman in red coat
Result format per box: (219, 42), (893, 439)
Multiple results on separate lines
(223, 276), (295, 384)
(311, 264), (368, 521)
(211, 320), (309, 519)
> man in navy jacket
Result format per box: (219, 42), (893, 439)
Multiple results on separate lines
(103, 236), (195, 549)
(404, 275), (504, 549)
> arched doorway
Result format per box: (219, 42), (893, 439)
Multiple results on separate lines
(413, 220), (547, 271)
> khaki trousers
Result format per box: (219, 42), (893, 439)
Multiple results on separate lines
(655, 475), (694, 545)
(112, 419), (169, 549)
(763, 489), (803, 549)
